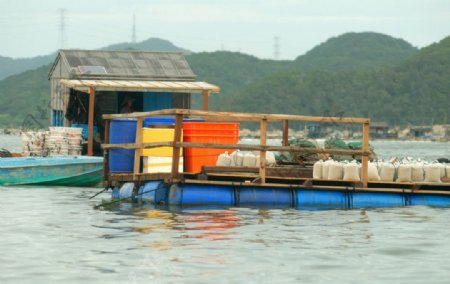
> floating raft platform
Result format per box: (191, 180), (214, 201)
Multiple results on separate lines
(101, 109), (450, 209)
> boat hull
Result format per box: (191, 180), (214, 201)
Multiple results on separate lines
(0, 156), (103, 187)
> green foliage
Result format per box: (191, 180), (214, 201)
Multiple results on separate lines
(0, 64), (51, 128)
(0, 32), (449, 128)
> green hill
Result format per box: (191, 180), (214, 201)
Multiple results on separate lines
(226, 36), (450, 125)
(0, 54), (55, 80)
(0, 32), (448, 128)
(103, 37), (191, 54)
(296, 32), (418, 71)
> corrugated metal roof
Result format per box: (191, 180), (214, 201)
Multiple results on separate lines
(50, 50), (196, 80)
(60, 79), (220, 94)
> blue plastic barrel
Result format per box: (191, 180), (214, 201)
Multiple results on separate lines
(138, 181), (167, 203)
(351, 192), (405, 208)
(168, 184), (234, 206)
(410, 194), (450, 207)
(238, 187), (292, 208)
(296, 190), (348, 210)
(109, 118), (137, 173)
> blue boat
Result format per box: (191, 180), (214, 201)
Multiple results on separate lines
(0, 156), (103, 187)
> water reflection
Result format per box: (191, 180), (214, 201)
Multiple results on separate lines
(132, 208), (241, 242)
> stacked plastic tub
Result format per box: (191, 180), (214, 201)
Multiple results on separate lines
(142, 117), (183, 173)
(183, 122), (240, 173)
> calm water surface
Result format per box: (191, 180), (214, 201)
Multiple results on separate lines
(1, 135), (449, 283)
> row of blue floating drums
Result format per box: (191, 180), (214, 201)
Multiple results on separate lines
(112, 181), (450, 209)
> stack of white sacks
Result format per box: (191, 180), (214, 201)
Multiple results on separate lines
(313, 158), (450, 183)
(216, 150), (276, 167)
(22, 127), (83, 157)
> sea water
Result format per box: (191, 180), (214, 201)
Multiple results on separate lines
(1, 135), (449, 283)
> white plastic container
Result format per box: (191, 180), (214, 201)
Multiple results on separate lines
(368, 162), (380, 181)
(424, 164), (442, 183)
(322, 159), (332, 180)
(411, 163), (424, 182)
(328, 161), (343, 180)
(343, 162), (360, 181)
(396, 164), (412, 182)
(243, 153), (257, 167)
(230, 150), (244, 167)
(380, 163), (395, 182)
(216, 151), (231, 166)
(313, 160), (323, 179)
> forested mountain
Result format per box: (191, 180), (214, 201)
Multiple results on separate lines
(0, 54), (55, 80)
(0, 32), (448, 128)
(296, 32), (418, 71)
(222, 36), (450, 125)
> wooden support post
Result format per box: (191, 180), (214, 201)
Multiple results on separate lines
(259, 118), (268, 184)
(103, 119), (110, 182)
(171, 114), (183, 179)
(282, 120), (289, 146)
(87, 87), (96, 156)
(361, 122), (370, 188)
(133, 117), (143, 176)
(202, 90), (209, 111)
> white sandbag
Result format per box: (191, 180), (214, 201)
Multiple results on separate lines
(216, 151), (231, 166)
(411, 163), (424, 182)
(313, 160), (323, 179)
(328, 161), (343, 180)
(343, 162), (360, 181)
(396, 164), (412, 182)
(380, 163), (395, 181)
(322, 159), (332, 180)
(446, 165), (450, 178)
(368, 162), (380, 181)
(242, 153), (257, 167)
(230, 150), (244, 167)
(424, 164), (442, 183)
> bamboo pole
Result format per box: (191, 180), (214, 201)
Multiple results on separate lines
(87, 87), (96, 156)
(361, 122), (370, 188)
(259, 118), (268, 183)
(171, 114), (183, 179)
(133, 117), (143, 175)
(202, 90), (209, 111)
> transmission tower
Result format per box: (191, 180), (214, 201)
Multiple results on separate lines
(132, 14), (137, 43)
(273, 36), (280, 60)
(58, 9), (67, 49)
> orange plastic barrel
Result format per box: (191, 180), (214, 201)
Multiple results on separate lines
(183, 122), (239, 173)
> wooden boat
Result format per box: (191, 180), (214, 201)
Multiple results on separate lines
(0, 156), (103, 186)
(100, 109), (450, 209)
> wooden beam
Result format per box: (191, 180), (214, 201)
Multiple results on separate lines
(259, 118), (267, 183)
(87, 87), (96, 156)
(282, 120), (289, 146)
(361, 122), (370, 188)
(171, 114), (183, 178)
(202, 90), (209, 111)
(133, 117), (143, 176)
(101, 141), (371, 156)
(103, 108), (370, 124)
(103, 119), (110, 180)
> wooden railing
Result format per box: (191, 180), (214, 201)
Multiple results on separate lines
(102, 109), (371, 187)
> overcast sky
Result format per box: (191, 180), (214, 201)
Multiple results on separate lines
(0, 0), (449, 59)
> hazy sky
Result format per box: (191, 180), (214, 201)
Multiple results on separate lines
(0, 0), (449, 59)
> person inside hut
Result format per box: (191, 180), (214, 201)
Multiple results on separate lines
(120, 96), (135, 114)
